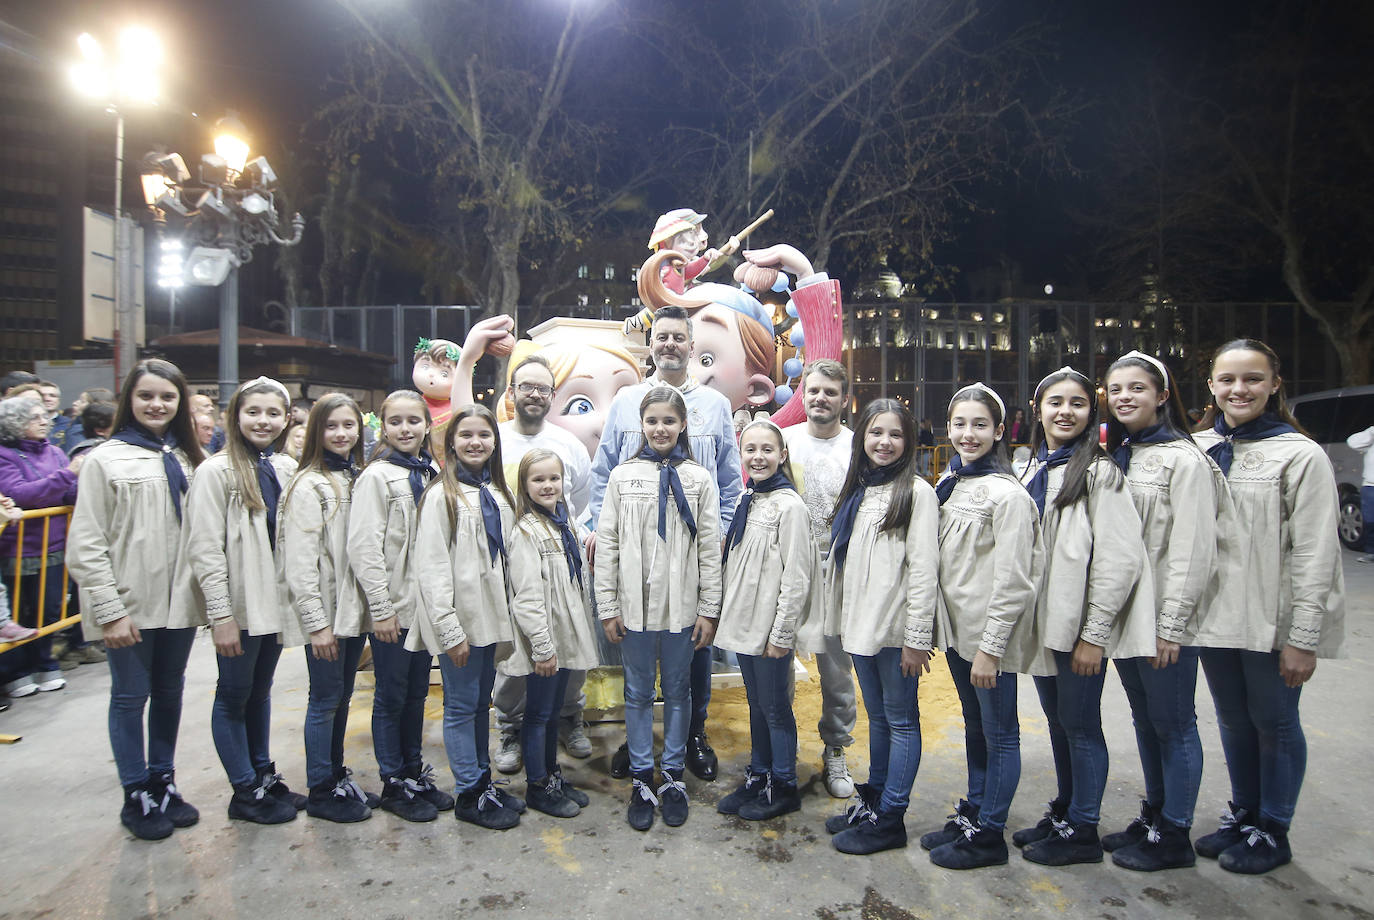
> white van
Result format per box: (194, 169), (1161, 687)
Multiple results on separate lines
(1288, 385), (1374, 550)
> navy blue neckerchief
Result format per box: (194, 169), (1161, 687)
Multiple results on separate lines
(1111, 422), (1179, 473)
(386, 449), (436, 506)
(828, 463), (901, 574)
(533, 500), (583, 587)
(455, 463), (507, 566)
(257, 449), (282, 550)
(934, 453), (999, 506)
(111, 422), (188, 522)
(1025, 442), (1076, 517)
(722, 470), (795, 567)
(637, 442), (697, 541)
(1207, 412), (1297, 476)
(323, 449), (359, 479)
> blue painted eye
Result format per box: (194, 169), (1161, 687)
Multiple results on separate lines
(562, 397), (594, 416)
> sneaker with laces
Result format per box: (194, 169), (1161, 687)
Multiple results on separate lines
(379, 775), (439, 822)
(454, 782), (520, 830)
(1218, 819), (1291, 875)
(826, 782), (880, 835)
(149, 771), (200, 828)
(627, 771), (657, 831)
(228, 780), (298, 824)
(1356, 554), (1374, 564)
(920, 799), (980, 850)
(494, 730), (523, 774)
(717, 769), (767, 815)
(35, 671), (66, 692)
(551, 766), (589, 807)
(1021, 819), (1103, 866)
(335, 766), (380, 808)
(560, 719), (593, 759)
(0, 621), (36, 642)
(121, 785), (175, 840)
(256, 763), (308, 811)
(1012, 798), (1068, 848)
(738, 775), (801, 822)
(410, 763), (455, 812)
(526, 773), (580, 818)
(306, 779), (372, 823)
(659, 770), (690, 826)
(822, 745), (855, 798)
(1195, 801), (1251, 858)
(4, 675), (38, 698)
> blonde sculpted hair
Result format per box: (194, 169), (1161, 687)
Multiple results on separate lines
(496, 338), (641, 422)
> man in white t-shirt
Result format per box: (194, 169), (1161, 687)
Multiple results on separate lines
(782, 358), (859, 798)
(492, 355), (594, 773)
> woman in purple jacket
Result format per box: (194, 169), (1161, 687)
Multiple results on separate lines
(0, 395), (79, 698)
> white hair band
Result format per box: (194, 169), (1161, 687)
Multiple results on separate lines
(1118, 350), (1171, 385)
(1034, 366), (1092, 399)
(950, 382), (1006, 420)
(238, 376), (292, 403)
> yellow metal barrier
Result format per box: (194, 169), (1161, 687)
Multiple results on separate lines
(0, 505), (77, 653)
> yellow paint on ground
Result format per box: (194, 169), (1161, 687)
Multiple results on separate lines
(761, 828), (779, 840)
(1030, 876), (1070, 912)
(540, 826), (582, 874)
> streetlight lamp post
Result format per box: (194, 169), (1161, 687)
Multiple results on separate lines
(69, 27), (162, 386)
(140, 115), (305, 407)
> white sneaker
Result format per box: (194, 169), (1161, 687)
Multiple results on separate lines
(493, 731), (522, 774)
(822, 745), (855, 798)
(1356, 554), (1374, 564)
(35, 672), (66, 692)
(4, 675), (38, 698)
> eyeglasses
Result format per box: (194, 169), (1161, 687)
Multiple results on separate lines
(515, 383), (553, 397)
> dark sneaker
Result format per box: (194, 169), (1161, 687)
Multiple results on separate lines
(686, 733), (717, 781)
(1021, 820), (1103, 866)
(1012, 798), (1068, 848)
(454, 783), (520, 830)
(826, 782), (880, 835)
(526, 774), (580, 818)
(228, 782), (297, 825)
(306, 781), (372, 823)
(920, 799), (980, 851)
(1102, 799), (1155, 852)
(149, 772), (200, 828)
(717, 770), (766, 816)
(930, 824), (1009, 869)
(627, 771), (657, 831)
(551, 766), (589, 807)
(1195, 801), (1251, 859)
(610, 742), (630, 779)
(738, 776), (801, 822)
(659, 770), (690, 826)
(410, 763), (455, 812)
(1112, 819), (1196, 871)
(121, 786), (174, 841)
(1218, 820), (1291, 875)
(379, 775), (439, 823)
(833, 809), (908, 855)
(257, 763), (307, 811)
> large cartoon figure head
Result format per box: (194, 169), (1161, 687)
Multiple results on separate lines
(497, 337), (643, 457)
(648, 209), (709, 257)
(639, 249), (777, 411)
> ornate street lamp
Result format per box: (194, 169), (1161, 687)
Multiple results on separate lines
(140, 115), (305, 407)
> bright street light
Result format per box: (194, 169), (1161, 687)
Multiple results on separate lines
(213, 113), (251, 176)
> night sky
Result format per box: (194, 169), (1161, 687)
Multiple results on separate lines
(6, 0), (1293, 306)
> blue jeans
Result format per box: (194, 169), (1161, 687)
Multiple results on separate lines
(737, 651), (797, 784)
(851, 647), (922, 814)
(689, 645), (712, 738)
(370, 629), (432, 780)
(945, 650), (1021, 830)
(1199, 648), (1305, 829)
(106, 627), (197, 788)
(1115, 649), (1204, 827)
(212, 631), (284, 787)
(522, 668), (572, 783)
(621, 627), (695, 775)
(1033, 649), (1109, 825)
(437, 643), (497, 794)
(303, 635), (367, 788)
(1362, 485), (1374, 553)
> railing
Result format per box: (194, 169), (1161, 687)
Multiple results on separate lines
(1, 505), (76, 653)
(915, 443), (1031, 485)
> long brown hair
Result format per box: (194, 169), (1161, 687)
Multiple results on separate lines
(514, 447), (565, 520)
(424, 403), (514, 531)
(1195, 338), (1308, 435)
(634, 386), (694, 460)
(1028, 369), (1121, 510)
(833, 399), (918, 534)
(1104, 354), (1194, 452)
(367, 389), (432, 464)
(224, 378), (291, 512)
(283, 393), (364, 512)
(112, 359), (206, 468)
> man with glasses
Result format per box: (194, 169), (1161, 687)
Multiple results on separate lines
(491, 355), (595, 773)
